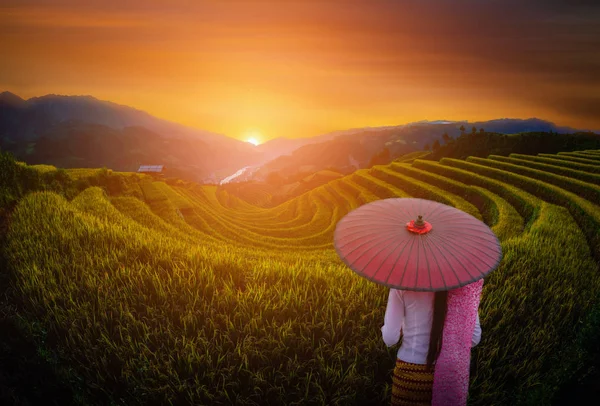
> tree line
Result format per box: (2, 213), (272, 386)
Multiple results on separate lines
(423, 127), (600, 161)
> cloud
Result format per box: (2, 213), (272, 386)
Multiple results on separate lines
(0, 6), (155, 28)
(547, 95), (600, 124)
(1, 0), (599, 133)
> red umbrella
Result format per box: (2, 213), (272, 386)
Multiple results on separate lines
(334, 198), (502, 291)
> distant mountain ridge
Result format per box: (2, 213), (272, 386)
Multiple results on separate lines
(0, 91), (227, 141)
(0, 91), (264, 180)
(247, 119), (594, 184)
(257, 118), (585, 162)
(0, 91), (595, 184)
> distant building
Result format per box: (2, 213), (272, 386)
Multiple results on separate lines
(138, 165), (165, 177)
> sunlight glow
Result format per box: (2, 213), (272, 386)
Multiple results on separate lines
(244, 130), (262, 145)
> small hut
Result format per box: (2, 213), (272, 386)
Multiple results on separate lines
(137, 165), (165, 178)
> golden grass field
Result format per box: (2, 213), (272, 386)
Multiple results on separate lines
(2, 149), (600, 405)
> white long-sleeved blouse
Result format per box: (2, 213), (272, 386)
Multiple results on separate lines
(380, 289), (481, 364)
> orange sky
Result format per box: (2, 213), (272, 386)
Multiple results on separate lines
(1, 0), (599, 141)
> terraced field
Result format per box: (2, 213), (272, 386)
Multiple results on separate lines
(2, 149), (600, 405)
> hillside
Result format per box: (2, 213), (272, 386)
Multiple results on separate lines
(0, 92), (263, 180)
(3, 92), (595, 185)
(247, 123), (595, 184)
(1, 146), (600, 405)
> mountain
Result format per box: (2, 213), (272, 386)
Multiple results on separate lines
(0, 91), (26, 107)
(244, 119), (591, 184)
(1, 91), (593, 184)
(466, 118), (580, 134)
(6, 92), (220, 140)
(0, 92), (265, 180)
(254, 133), (341, 162)
(251, 133), (417, 182)
(5, 120), (212, 181)
(257, 118), (581, 166)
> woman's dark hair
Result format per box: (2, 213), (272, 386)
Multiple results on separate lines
(426, 291), (448, 370)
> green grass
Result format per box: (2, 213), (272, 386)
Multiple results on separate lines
(338, 177), (388, 205)
(487, 155), (600, 186)
(539, 153), (600, 166)
(393, 150), (431, 163)
(152, 182), (195, 210)
(558, 152), (600, 162)
(5, 191), (390, 405)
(218, 182), (274, 207)
(442, 158), (600, 262)
(351, 171), (409, 199)
(30, 164), (59, 173)
(140, 180), (168, 202)
(466, 156), (600, 204)
(509, 154), (600, 174)
(1, 148), (600, 406)
(470, 203), (600, 405)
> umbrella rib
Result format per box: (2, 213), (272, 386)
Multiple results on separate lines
(359, 237), (409, 281)
(430, 232), (501, 260)
(453, 231), (501, 246)
(432, 208), (477, 220)
(339, 214), (404, 225)
(432, 219), (492, 228)
(373, 198), (414, 223)
(421, 235), (444, 290)
(432, 220), (494, 230)
(344, 212), (406, 226)
(429, 233), (500, 266)
(336, 222), (403, 234)
(339, 233), (399, 262)
(340, 216), (400, 228)
(428, 235), (480, 281)
(433, 226), (500, 243)
(424, 204), (453, 220)
(422, 207), (467, 225)
(437, 232), (500, 248)
(395, 200), (415, 220)
(391, 204), (414, 224)
(429, 213), (475, 223)
(383, 238), (413, 285)
(405, 198), (415, 218)
(420, 236), (433, 290)
(335, 227), (402, 249)
(335, 229), (403, 245)
(392, 198), (450, 225)
(413, 235), (421, 289)
(428, 233), (498, 274)
(370, 239), (411, 282)
(349, 204), (400, 217)
(345, 209), (401, 221)
(398, 237), (417, 288)
(427, 233), (460, 288)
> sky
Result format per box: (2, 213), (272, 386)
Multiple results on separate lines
(1, 0), (599, 142)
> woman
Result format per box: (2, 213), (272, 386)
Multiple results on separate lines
(381, 280), (483, 406)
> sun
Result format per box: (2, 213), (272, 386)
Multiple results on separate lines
(244, 131), (262, 146)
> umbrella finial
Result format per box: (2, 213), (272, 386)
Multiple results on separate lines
(407, 214), (431, 234)
(415, 215), (424, 227)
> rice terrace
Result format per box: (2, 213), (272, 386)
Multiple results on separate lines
(2, 1), (600, 405)
(1, 140), (600, 405)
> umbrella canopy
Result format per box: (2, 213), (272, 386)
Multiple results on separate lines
(334, 198), (502, 291)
